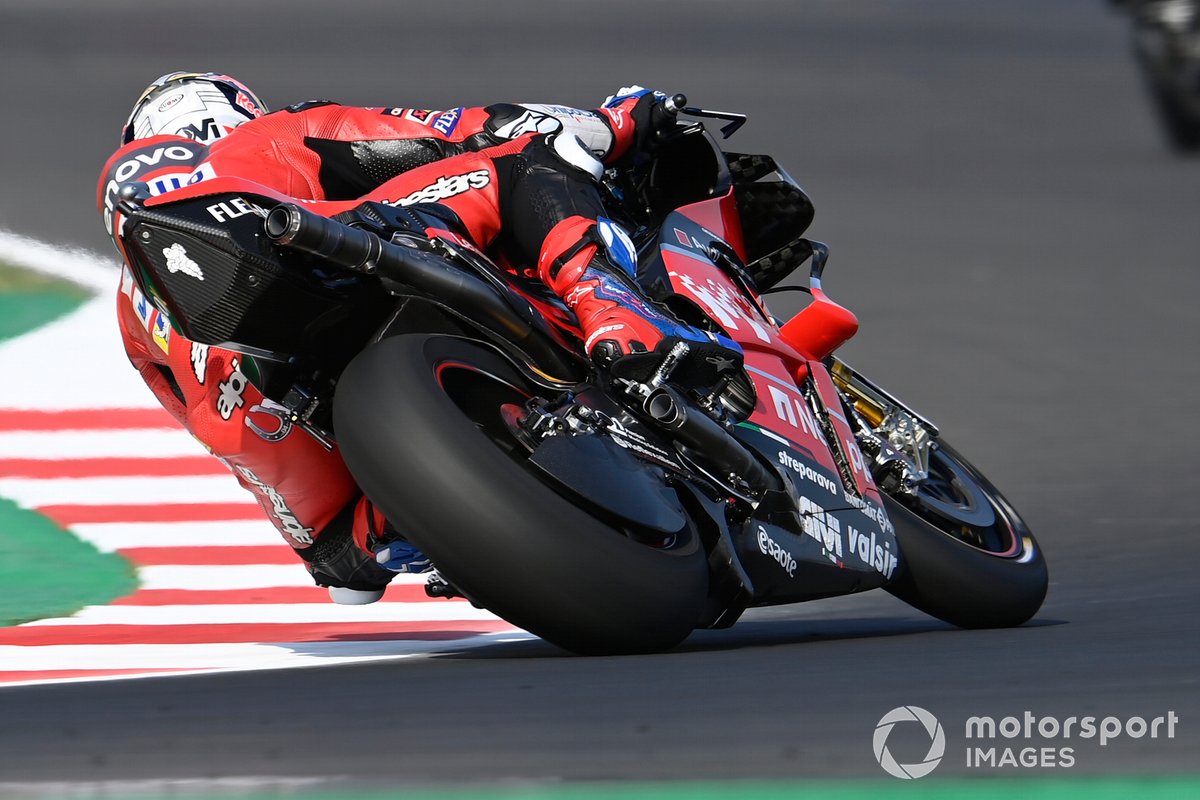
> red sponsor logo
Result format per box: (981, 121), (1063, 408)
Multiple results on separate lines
(235, 92), (264, 118)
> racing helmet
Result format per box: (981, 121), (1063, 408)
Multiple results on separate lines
(121, 71), (268, 145)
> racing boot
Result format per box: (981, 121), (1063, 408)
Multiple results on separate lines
(300, 497), (431, 605)
(539, 215), (743, 392)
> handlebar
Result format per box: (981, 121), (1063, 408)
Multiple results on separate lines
(663, 93), (688, 116)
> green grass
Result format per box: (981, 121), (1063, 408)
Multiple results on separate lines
(0, 259), (91, 341)
(0, 494), (138, 626)
(0, 259), (137, 625)
(63, 776), (1200, 800)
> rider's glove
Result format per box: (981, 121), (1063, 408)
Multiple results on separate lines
(602, 86), (677, 157)
(603, 85), (668, 107)
(374, 539), (433, 574)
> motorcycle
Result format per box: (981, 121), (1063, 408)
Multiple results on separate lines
(111, 96), (1048, 654)
(1117, 0), (1200, 152)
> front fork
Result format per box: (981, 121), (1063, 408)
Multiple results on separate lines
(828, 357), (940, 498)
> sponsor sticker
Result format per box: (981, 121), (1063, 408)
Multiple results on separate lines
(190, 342), (209, 385)
(216, 357), (248, 420)
(382, 169), (490, 208)
(233, 465), (314, 545)
(757, 526), (797, 578)
(432, 106), (463, 136)
(162, 243), (204, 281)
(150, 311), (171, 354)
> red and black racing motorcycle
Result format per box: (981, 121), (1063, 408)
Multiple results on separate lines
(111, 97), (1048, 654)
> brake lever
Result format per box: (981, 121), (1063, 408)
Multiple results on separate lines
(679, 106), (748, 139)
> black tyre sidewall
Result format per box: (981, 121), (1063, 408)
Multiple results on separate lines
(884, 443), (1049, 628)
(332, 334), (710, 654)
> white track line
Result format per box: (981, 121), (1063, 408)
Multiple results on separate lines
(0, 429), (205, 459)
(0, 778), (334, 797)
(135, 565), (439, 591)
(25, 602), (501, 626)
(0, 297), (166, 409)
(71, 520), (285, 551)
(0, 637), (519, 672)
(0, 228), (118, 293)
(0, 230), (532, 686)
(0, 475), (250, 506)
(136, 564), (314, 591)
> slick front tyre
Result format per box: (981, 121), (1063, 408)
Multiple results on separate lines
(333, 334), (709, 655)
(884, 441), (1048, 628)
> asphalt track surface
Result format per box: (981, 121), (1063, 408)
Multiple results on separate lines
(1, 0), (1198, 787)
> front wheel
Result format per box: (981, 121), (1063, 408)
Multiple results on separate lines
(884, 441), (1048, 628)
(332, 334), (710, 655)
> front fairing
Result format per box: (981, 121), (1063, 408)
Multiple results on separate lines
(658, 192), (900, 601)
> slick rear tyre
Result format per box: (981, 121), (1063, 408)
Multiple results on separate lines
(333, 334), (709, 655)
(884, 442), (1048, 628)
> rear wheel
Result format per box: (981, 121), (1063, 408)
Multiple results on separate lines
(333, 334), (709, 654)
(884, 442), (1048, 628)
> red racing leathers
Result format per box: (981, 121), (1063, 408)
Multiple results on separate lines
(99, 94), (654, 592)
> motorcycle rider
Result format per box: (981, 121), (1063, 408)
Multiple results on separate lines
(101, 72), (743, 604)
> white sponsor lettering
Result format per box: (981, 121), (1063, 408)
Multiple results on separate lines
(191, 342), (209, 385)
(671, 271), (772, 343)
(383, 169), (491, 208)
(841, 491), (896, 536)
(207, 196), (265, 223)
(216, 357), (248, 420)
(798, 496), (844, 561)
(528, 104), (599, 121)
(233, 465), (314, 544)
(767, 384), (821, 440)
(844, 437), (867, 477)
(757, 526), (796, 577)
(103, 144), (203, 233)
(113, 145), (196, 183)
(522, 104), (613, 155)
(777, 450), (839, 495)
(584, 323), (626, 351)
(848, 525), (898, 580)
(432, 106), (462, 135)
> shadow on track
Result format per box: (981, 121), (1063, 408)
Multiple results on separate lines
(424, 616), (1066, 660)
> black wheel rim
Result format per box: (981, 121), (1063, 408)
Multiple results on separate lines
(433, 357), (686, 550)
(905, 445), (1020, 556)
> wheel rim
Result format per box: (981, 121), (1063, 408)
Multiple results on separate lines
(905, 446), (1021, 557)
(433, 356), (687, 550)
(434, 359), (532, 456)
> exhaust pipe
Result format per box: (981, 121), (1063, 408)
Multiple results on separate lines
(644, 386), (774, 494)
(265, 203), (582, 380)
